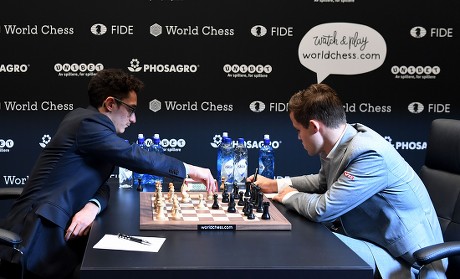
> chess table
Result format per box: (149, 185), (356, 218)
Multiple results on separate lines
(80, 181), (373, 279)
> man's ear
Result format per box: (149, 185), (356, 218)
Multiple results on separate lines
(103, 97), (116, 112)
(309, 119), (321, 133)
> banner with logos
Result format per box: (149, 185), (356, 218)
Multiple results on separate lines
(0, 0), (458, 188)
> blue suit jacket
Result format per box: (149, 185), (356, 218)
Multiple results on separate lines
(285, 123), (444, 263)
(1, 106), (186, 278)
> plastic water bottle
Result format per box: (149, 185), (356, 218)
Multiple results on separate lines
(149, 133), (164, 185)
(119, 140), (133, 188)
(133, 133), (146, 187)
(259, 134), (275, 179)
(220, 137), (234, 187)
(216, 131), (228, 185)
(233, 137), (248, 189)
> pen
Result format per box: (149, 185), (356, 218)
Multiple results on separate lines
(118, 233), (151, 245)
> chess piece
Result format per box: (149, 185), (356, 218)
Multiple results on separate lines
(247, 203), (255, 220)
(196, 193), (207, 209)
(155, 203), (167, 220)
(207, 190), (214, 201)
(171, 196), (182, 220)
(212, 193), (220, 209)
(222, 191), (229, 203)
(181, 182), (191, 203)
(220, 177), (226, 190)
(261, 202), (271, 220)
(227, 193), (236, 213)
(256, 192), (264, 213)
(244, 181), (251, 197)
(233, 182), (239, 200)
(237, 191), (244, 206)
(136, 178), (143, 191)
(168, 182), (175, 202)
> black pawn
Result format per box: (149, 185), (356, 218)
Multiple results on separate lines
(136, 178), (143, 191)
(261, 202), (271, 220)
(242, 198), (249, 216)
(222, 191), (229, 203)
(212, 193), (219, 209)
(247, 203), (255, 220)
(227, 193), (236, 213)
(237, 192), (245, 206)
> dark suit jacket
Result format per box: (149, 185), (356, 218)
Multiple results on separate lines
(0, 106), (186, 278)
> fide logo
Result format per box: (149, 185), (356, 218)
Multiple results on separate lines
(249, 101), (266, 113)
(410, 26), (427, 38)
(90, 23), (108, 35)
(251, 25), (267, 37)
(408, 102), (425, 114)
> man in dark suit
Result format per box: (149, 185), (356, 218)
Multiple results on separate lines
(0, 69), (217, 278)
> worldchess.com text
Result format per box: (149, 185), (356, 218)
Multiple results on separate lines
(301, 50), (381, 60)
(198, 225), (235, 230)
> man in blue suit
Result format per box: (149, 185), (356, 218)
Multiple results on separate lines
(249, 84), (447, 278)
(0, 69), (217, 278)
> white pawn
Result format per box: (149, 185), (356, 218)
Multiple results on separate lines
(196, 193), (207, 209)
(155, 203), (167, 220)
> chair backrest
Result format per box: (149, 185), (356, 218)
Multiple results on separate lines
(419, 118), (460, 278)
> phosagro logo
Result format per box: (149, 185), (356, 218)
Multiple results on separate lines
(39, 134), (52, 148)
(0, 139), (14, 153)
(210, 135), (281, 149)
(127, 58), (199, 73)
(0, 64), (29, 73)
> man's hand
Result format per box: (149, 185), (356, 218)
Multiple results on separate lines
(185, 164), (217, 193)
(272, 186), (298, 203)
(65, 202), (99, 241)
(247, 174), (277, 193)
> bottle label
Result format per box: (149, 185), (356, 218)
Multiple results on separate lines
(222, 159), (234, 181)
(234, 159), (248, 183)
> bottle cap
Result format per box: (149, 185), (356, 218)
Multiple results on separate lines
(153, 133), (160, 139)
(138, 133), (144, 139)
(264, 134), (270, 140)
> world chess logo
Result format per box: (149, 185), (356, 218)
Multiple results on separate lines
(128, 59), (142, 72)
(90, 23), (107, 35)
(150, 23), (162, 37)
(149, 99), (162, 112)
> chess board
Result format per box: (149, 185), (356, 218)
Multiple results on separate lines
(139, 192), (292, 231)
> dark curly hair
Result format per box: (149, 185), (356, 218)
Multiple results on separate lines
(288, 84), (346, 129)
(88, 69), (144, 108)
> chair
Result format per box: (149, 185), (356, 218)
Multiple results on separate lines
(413, 119), (460, 278)
(0, 187), (23, 279)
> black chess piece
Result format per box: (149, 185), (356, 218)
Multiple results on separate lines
(136, 178), (143, 191)
(244, 181), (251, 197)
(212, 193), (219, 209)
(227, 193), (236, 213)
(237, 191), (244, 206)
(256, 192), (264, 213)
(261, 202), (271, 220)
(222, 191), (229, 203)
(242, 197), (249, 216)
(233, 182), (239, 200)
(247, 203), (255, 220)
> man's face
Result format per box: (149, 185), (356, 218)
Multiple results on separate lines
(289, 112), (320, 156)
(111, 90), (137, 134)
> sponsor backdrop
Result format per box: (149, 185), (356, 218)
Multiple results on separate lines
(0, 0), (458, 189)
